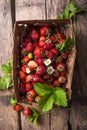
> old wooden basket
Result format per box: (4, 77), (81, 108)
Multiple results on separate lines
(13, 19), (76, 106)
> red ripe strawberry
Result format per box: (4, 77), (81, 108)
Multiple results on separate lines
(51, 48), (58, 55)
(34, 47), (42, 58)
(44, 43), (54, 50)
(35, 58), (44, 65)
(61, 52), (68, 59)
(19, 82), (26, 93)
(40, 26), (49, 36)
(60, 70), (66, 76)
(32, 74), (41, 83)
(31, 29), (39, 40)
(21, 41), (27, 48)
(26, 75), (32, 83)
(56, 62), (65, 72)
(24, 38), (31, 43)
(39, 40), (46, 47)
(53, 79), (61, 86)
(21, 56), (30, 64)
(45, 50), (54, 59)
(58, 75), (66, 83)
(39, 36), (45, 41)
(26, 95), (34, 102)
(23, 107), (32, 116)
(36, 65), (46, 75)
(25, 83), (33, 92)
(21, 65), (26, 73)
(27, 89), (36, 97)
(49, 35), (56, 43)
(26, 42), (34, 53)
(33, 42), (39, 48)
(14, 104), (23, 112)
(43, 74), (52, 79)
(20, 48), (27, 56)
(19, 71), (26, 79)
(28, 60), (38, 69)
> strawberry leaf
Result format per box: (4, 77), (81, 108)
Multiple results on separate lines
(56, 37), (74, 53)
(39, 93), (54, 112)
(53, 88), (68, 107)
(0, 77), (6, 89)
(2, 75), (13, 89)
(28, 107), (39, 125)
(10, 97), (17, 106)
(34, 83), (54, 96)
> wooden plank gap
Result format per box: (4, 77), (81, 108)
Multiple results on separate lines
(10, 0), (15, 29)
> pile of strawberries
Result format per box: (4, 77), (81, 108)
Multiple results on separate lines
(19, 25), (68, 102)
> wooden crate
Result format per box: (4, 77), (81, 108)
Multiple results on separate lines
(13, 19), (76, 106)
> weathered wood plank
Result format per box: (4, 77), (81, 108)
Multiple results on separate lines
(46, 0), (70, 130)
(15, 0), (50, 130)
(0, 0), (19, 130)
(46, 0), (69, 19)
(70, 0), (87, 130)
(16, 0), (46, 21)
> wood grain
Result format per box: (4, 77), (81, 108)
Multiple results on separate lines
(15, 0), (46, 21)
(70, 0), (87, 130)
(0, 0), (19, 130)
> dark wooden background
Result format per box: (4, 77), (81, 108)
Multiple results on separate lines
(0, 0), (87, 130)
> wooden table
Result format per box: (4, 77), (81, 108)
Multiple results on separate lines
(0, 0), (87, 130)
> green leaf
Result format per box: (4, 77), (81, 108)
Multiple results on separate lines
(57, 1), (83, 19)
(10, 97), (17, 106)
(0, 77), (6, 89)
(56, 37), (74, 53)
(28, 107), (39, 125)
(2, 75), (13, 89)
(34, 83), (54, 96)
(39, 93), (54, 112)
(53, 88), (67, 107)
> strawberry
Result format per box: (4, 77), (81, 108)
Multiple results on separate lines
(21, 56), (30, 64)
(56, 56), (63, 63)
(36, 65), (46, 75)
(20, 48), (27, 56)
(21, 41), (27, 48)
(19, 82), (26, 93)
(23, 107), (32, 116)
(27, 89), (36, 97)
(56, 62), (65, 72)
(19, 71), (26, 79)
(36, 58), (44, 65)
(45, 50), (54, 59)
(53, 69), (60, 77)
(33, 42), (39, 48)
(51, 48), (58, 55)
(26, 75), (32, 83)
(31, 29), (39, 40)
(43, 74), (52, 79)
(58, 75), (66, 83)
(61, 52), (68, 59)
(40, 26), (49, 36)
(28, 60), (38, 69)
(14, 104), (23, 112)
(39, 36), (45, 41)
(44, 43), (54, 50)
(24, 37), (31, 43)
(39, 40), (46, 47)
(49, 35), (56, 43)
(34, 47), (42, 58)
(26, 95), (34, 102)
(26, 42), (34, 53)
(60, 70), (66, 76)
(32, 74), (42, 83)
(53, 79), (61, 86)
(21, 65), (27, 73)
(25, 83), (33, 92)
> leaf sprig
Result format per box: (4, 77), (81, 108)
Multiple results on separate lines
(0, 59), (13, 89)
(57, 1), (83, 19)
(34, 83), (67, 112)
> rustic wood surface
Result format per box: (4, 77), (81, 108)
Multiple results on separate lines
(0, 0), (87, 130)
